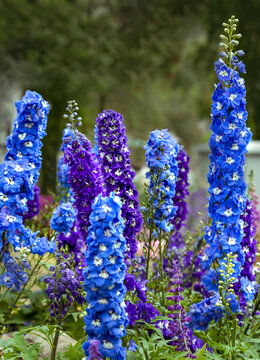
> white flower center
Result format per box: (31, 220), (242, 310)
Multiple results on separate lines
(228, 237), (236, 245)
(226, 157), (235, 164)
(213, 187), (221, 195)
(94, 256), (103, 266)
(224, 208), (233, 217)
(99, 270), (109, 279)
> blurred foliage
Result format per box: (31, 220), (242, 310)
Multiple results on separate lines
(0, 0), (259, 191)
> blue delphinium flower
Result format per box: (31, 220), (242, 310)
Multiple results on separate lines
(240, 277), (259, 303)
(189, 17), (256, 333)
(0, 91), (54, 290)
(144, 129), (179, 233)
(50, 202), (77, 233)
(189, 293), (223, 331)
(201, 19), (254, 299)
(83, 192), (128, 360)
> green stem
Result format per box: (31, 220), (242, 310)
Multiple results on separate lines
(231, 318), (237, 360)
(135, 325), (149, 360)
(158, 230), (166, 309)
(50, 301), (63, 360)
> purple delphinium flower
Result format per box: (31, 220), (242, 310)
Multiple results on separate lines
(164, 260), (203, 355)
(82, 192), (128, 360)
(55, 107), (86, 273)
(124, 270), (160, 327)
(95, 109), (142, 259)
(57, 223), (86, 271)
(45, 260), (85, 317)
(23, 185), (40, 220)
(169, 148), (190, 249)
(64, 136), (104, 241)
(88, 339), (102, 360)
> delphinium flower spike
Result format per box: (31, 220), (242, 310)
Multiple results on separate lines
(95, 110), (142, 259)
(64, 103), (104, 242)
(160, 259), (204, 357)
(52, 104), (86, 271)
(202, 16), (257, 297)
(0, 91), (55, 291)
(189, 16), (258, 335)
(83, 192), (128, 360)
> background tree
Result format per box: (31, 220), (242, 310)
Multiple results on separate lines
(0, 0), (259, 192)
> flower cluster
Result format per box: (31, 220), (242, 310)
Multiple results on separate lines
(0, 251), (29, 291)
(125, 272), (159, 326)
(64, 136), (104, 241)
(169, 147), (190, 248)
(144, 129), (179, 233)
(202, 20), (251, 273)
(83, 193), (128, 360)
(0, 91), (53, 290)
(95, 109), (142, 258)
(188, 292), (223, 331)
(23, 185), (40, 220)
(45, 259), (85, 317)
(50, 202), (77, 233)
(162, 260), (203, 356)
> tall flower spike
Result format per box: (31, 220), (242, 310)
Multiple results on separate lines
(0, 90), (53, 290)
(96, 110), (142, 258)
(169, 147), (190, 248)
(95, 109), (142, 258)
(55, 103), (84, 269)
(64, 135), (104, 241)
(190, 16), (256, 332)
(202, 16), (251, 271)
(144, 129), (179, 233)
(82, 193), (128, 360)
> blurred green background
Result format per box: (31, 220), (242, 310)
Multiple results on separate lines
(0, 0), (259, 193)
